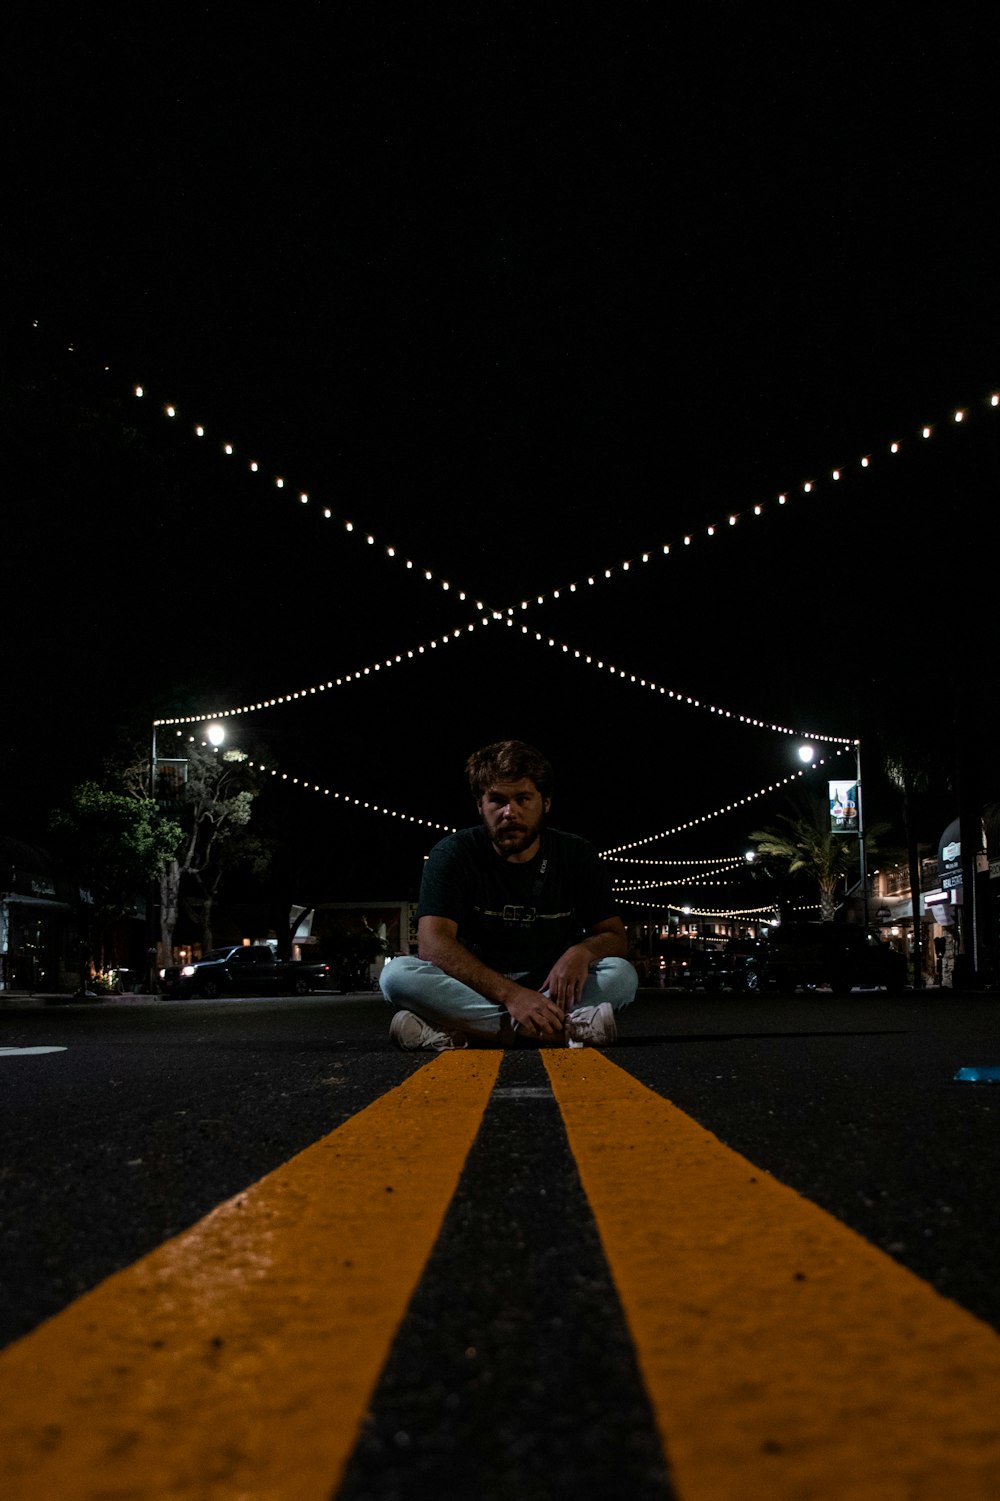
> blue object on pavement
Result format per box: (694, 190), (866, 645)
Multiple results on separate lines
(954, 1065), (1000, 1082)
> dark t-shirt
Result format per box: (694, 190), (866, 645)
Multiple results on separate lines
(418, 825), (619, 986)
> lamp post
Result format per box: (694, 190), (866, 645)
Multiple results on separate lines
(798, 740), (868, 927)
(151, 721), (226, 800)
(853, 739), (869, 929)
(148, 720), (227, 977)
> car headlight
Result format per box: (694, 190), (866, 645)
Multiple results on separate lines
(181, 964), (196, 977)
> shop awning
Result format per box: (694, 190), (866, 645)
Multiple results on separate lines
(2, 894), (74, 913)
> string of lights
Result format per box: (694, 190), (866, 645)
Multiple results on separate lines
(616, 897), (780, 918)
(613, 877), (738, 892)
(495, 393), (999, 611)
(243, 760), (457, 835)
(515, 625), (854, 745)
(158, 656), (850, 845)
(599, 749), (843, 853)
(151, 611), (506, 730)
(40, 334), (996, 621)
(113, 343), (990, 855)
(133, 384), (486, 609)
(153, 613), (855, 748)
(126, 360), (995, 756)
(605, 854), (745, 866)
(181, 739), (844, 857)
(130, 369), (998, 628)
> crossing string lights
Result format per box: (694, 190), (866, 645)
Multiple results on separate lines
(136, 370), (994, 746)
(134, 379), (999, 620)
(133, 376), (996, 772)
(123, 354), (994, 841)
(148, 627), (854, 858)
(152, 633), (853, 749)
(214, 739), (845, 856)
(152, 703), (849, 847)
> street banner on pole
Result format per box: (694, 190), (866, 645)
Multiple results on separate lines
(829, 780), (859, 834)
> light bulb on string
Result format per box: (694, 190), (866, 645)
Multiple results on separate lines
(120, 361), (998, 831)
(116, 365), (998, 629)
(598, 747), (848, 856)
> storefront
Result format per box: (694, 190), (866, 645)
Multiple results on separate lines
(922, 814), (992, 987)
(0, 837), (79, 992)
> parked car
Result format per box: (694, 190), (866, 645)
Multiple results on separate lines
(718, 940), (769, 992)
(660, 943), (767, 993)
(761, 923), (906, 995)
(161, 945), (330, 998)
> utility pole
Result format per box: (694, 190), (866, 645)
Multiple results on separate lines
(855, 740), (869, 929)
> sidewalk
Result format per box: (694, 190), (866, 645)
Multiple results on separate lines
(0, 989), (153, 1008)
(0, 988), (381, 1009)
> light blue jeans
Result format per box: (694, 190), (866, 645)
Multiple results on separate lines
(379, 954), (638, 1046)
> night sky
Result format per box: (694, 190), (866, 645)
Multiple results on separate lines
(3, 11), (998, 908)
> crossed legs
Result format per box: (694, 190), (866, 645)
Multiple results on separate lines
(379, 954), (637, 1047)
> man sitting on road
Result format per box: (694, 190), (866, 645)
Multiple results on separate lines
(380, 739), (637, 1051)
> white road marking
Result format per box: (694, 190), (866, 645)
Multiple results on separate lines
(0, 1046), (67, 1056)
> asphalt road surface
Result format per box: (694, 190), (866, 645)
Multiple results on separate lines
(1, 987), (998, 1499)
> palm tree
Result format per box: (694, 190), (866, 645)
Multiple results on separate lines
(750, 794), (884, 922)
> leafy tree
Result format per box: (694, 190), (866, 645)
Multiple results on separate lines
(117, 730), (270, 963)
(749, 794), (887, 922)
(182, 825), (273, 953)
(153, 739), (267, 962)
(50, 783), (182, 973)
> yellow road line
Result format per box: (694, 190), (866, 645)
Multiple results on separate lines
(544, 1049), (1000, 1501)
(0, 1051), (500, 1500)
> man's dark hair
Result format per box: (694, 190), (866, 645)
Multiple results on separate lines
(465, 740), (553, 802)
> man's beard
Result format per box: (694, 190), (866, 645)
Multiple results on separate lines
(490, 818), (542, 857)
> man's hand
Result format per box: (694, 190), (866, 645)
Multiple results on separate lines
(417, 915), (625, 1041)
(506, 986), (567, 1039)
(419, 918), (568, 1037)
(541, 945), (594, 1014)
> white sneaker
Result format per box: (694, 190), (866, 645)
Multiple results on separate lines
(565, 1001), (617, 1048)
(390, 1010), (467, 1052)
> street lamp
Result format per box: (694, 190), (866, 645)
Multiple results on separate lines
(147, 718), (229, 978)
(797, 739), (868, 927)
(853, 739), (869, 929)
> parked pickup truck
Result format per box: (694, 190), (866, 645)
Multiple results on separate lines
(163, 945), (331, 998)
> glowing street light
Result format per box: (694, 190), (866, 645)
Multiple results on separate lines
(797, 739), (868, 927)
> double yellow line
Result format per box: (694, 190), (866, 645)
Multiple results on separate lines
(2, 1051), (999, 1499)
(544, 1052), (1000, 1501)
(0, 1054), (501, 1499)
